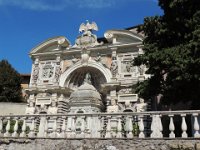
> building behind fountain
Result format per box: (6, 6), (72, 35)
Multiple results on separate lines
(25, 21), (150, 137)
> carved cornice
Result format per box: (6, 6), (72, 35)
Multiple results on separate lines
(25, 86), (73, 96)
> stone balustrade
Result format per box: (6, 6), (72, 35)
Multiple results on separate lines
(0, 110), (200, 139)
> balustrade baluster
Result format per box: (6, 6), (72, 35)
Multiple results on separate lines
(44, 117), (49, 138)
(100, 116), (105, 138)
(80, 116), (85, 138)
(193, 113), (200, 138)
(66, 117), (72, 138)
(159, 115), (163, 138)
(51, 117), (57, 138)
(85, 116), (91, 138)
(96, 115), (102, 138)
(151, 115), (163, 138)
(0, 118), (3, 137)
(28, 117), (35, 138)
(105, 116), (111, 138)
(139, 115), (145, 138)
(71, 116), (76, 138)
(4, 117), (11, 137)
(20, 117), (27, 137)
(169, 115), (175, 138)
(181, 114), (188, 138)
(37, 116), (47, 138)
(60, 116), (66, 138)
(116, 116), (122, 138)
(127, 116), (133, 138)
(12, 117), (19, 137)
(1, 111), (199, 139)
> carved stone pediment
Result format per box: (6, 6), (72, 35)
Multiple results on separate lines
(30, 36), (70, 55)
(104, 30), (143, 44)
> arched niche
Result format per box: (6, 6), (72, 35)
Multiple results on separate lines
(59, 60), (112, 90)
(64, 66), (106, 91)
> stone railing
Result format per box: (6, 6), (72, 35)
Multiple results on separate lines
(0, 110), (200, 139)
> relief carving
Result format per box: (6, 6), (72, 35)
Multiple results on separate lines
(121, 61), (136, 73)
(42, 64), (54, 79)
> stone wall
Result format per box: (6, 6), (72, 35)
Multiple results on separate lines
(0, 139), (200, 150)
(0, 103), (26, 115)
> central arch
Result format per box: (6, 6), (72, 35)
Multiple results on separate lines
(65, 66), (106, 91)
(59, 60), (112, 90)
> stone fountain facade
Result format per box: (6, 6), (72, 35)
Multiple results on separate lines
(25, 21), (149, 116)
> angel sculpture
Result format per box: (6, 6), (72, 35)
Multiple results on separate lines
(79, 20), (98, 36)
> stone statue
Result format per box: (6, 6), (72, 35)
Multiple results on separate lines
(55, 66), (62, 82)
(110, 61), (118, 77)
(111, 99), (117, 106)
(79, 20), (98, 36)
(47, 101), (58, 114)
(32, 64), (39, 83)
(73, 21), (102, 48)
(84, 73), (92, 84)
(135, 98), (147, 112)
(25, 102), (35, 114)
(138, 64), (145, 75)
(126, 62), (132, 72)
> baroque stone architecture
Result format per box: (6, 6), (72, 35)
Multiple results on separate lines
(25, 21), (149, 116)
(1, 22), (200, 145)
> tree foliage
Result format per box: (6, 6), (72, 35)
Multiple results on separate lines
(0, 60), (22, 102)
(134, 0), (200, 109)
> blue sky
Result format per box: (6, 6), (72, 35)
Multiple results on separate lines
(0, 0), (162, 74)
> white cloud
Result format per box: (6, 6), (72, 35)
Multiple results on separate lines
(0, 0), (64, 11)
(0, 0), (117, 11)
(77, 0), (116, 9)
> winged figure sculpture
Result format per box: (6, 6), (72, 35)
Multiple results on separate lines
(79, 21), (98, 34)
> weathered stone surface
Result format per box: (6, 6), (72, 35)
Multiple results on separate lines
(0, 139), (199, 150)
(0, 102), (26, 115)
(196, 143), (200, 150)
